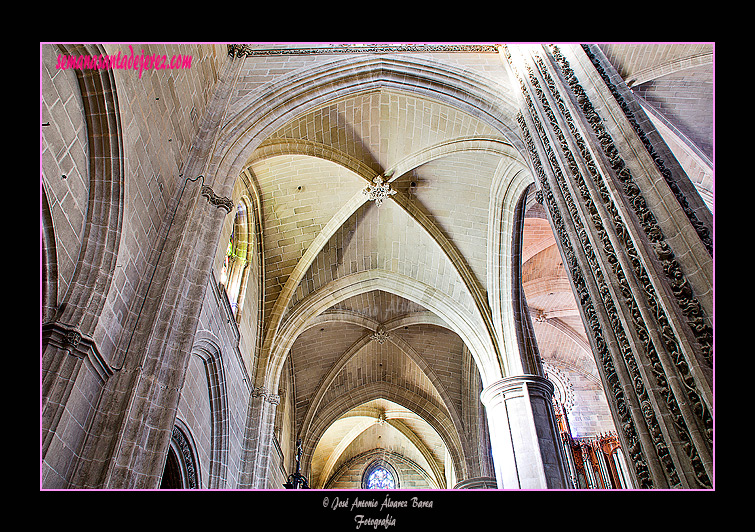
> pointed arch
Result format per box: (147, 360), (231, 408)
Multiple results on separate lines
(301, 381), (467, 487)
(191, 332), (230, 489)
(47, 43), (124, 338)
(266, 270), (501, 396)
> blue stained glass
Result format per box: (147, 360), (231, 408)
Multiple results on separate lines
(366, 466), (395, 489)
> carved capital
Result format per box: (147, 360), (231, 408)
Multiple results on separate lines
(251, 386), (267, 399)
(251, 386), (280, 405)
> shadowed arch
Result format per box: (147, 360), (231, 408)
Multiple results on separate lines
(211, 58), (531, 395)
(208, 55), (525, 198)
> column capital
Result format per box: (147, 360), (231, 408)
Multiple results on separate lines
(480, 374), (554, 407)
(453, 477), (497, 489)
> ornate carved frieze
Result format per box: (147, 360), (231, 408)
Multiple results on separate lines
(535, 49), (712, 488)
(506, 44), (712, 488)
(228, 43), (499, 58)
(504, 45), (653, 488)
(200, 185), (234, 213)
(578, 45), (713, 256)
(172, 425), (199, 489)
(516, 109), (653, 489)
(548, 46), (713, 369)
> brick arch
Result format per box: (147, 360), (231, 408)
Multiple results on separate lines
(210, 57), (530, 395)
(208, 54), (525, 198)
(296, 326), (466, 462)
(248, 137), (379, 184)
(243, 142), (509, 391)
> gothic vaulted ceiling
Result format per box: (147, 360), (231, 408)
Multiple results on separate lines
(241, 86), (510, 486)
(223, 43), (713, 487)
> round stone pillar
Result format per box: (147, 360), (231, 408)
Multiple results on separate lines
(480, 375), (569, 489)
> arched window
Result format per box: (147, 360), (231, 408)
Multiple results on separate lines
(219, 200), (251, 316)
(362, 460), (398, 489)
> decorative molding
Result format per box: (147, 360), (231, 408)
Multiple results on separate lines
(508, 45), (711, 488)
(42, 322), (114, 383)
(504, 43), (652, 487)
(543, 363), (575, 414)
(528, 56), (689, 485)
(229, 43), (499, 58)
(538, 49), (712, 488)
(172, 425), (199, 489)
(549, 46), (713, 369)
(517, 108), (653, 488)
(200, 185), (234, 213)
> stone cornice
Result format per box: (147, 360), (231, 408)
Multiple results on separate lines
(42, 322), (114, 383)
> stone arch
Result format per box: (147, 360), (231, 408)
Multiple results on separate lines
(301, 381), (467, 487)
(208, 54), (526, 198)
(41, 187), (58, 324)
(212, 57), (534, 396)
(297, 325), (467, 467)
(250, 137), (380, 184)
(162, 419), (201, 489)
(191, 332), (230, 489)
(267, 270), (501, 397)
(45, 43), (124, 338)
(487, 160), (539, 376)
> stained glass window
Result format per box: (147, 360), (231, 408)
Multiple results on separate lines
(366, 465), (395, 489)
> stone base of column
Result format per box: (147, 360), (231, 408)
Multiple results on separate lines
(480, 374), (569, 489)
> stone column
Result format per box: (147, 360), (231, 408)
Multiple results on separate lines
(480, 375), (568, 489)
(501, 44), (713, 489)
(65, 52), (245, 489)
(238, 387), (280, 488)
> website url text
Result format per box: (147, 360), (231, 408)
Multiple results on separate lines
(55, 45), (192, 78)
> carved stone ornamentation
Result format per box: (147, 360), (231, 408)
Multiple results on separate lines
(252, 386), (281, 405)
(363, 175), (396, 207)
(172, 426), (199, 489)
(370, 326), (391, 344)
(507, 45), (712, 489)
(578, 45), (712, 256)
(200, 185), (234, 213)
(228, 44), (499, 57)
